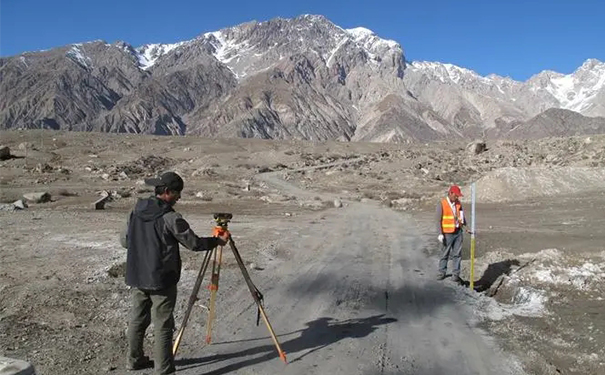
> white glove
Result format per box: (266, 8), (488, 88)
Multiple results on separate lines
(437, 234), (444, 243)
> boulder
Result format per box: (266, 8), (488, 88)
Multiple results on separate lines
(0, 356), (36, 375)
(18, 142), (32, 150)
(0, 146), (11, 160)
(93, 194), (111, 210)
(467, 141), (488, 155)
(391, 198), (413, 207)
(22, 192), (51, 203)
(34, 163), (54, 173)
(13, 200), (28, 210)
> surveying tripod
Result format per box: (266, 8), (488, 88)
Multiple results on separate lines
(172, 213), (287, 363)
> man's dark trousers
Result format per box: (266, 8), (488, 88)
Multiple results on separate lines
(127, 285), (177, 375)
(438, 229), (464, 278)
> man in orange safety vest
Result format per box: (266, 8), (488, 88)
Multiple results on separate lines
(436, 185), (468, 283)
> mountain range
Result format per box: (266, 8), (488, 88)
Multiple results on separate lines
(1, 14), (604, 142)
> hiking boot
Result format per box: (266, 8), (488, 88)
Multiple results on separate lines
(127, 356), (154, 371)
(437, 273), (446, 280)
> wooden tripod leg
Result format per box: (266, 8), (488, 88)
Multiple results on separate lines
(172, 248), (214, 356)
(228, 238), (288, 363)
(205, 245), (223, 344)
(256, 300), (288, 363)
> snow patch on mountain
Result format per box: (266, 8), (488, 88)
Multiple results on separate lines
(204, 31), (254, 65)
(202, 31), (258, 78)
(66, 44), (92, 69)
(407, 61), (491, 85)
(135, 42), (187, 70)
(325, 37), (348, 67)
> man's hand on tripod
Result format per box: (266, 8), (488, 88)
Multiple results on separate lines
(216, 231), (230, 246)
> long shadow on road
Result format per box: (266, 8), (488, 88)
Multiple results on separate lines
(176, 314), (396, 374)
(282, 262), (460, 324)
(176, 278), (462, 374)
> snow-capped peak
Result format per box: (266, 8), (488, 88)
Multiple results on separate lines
(345, 27), (399, 50)
(346, 27), (374, 40)
(579, 58), (604, 71)
(299, 14), (328, 23)
(197, 16), (404, 77)
(323, 25), (401, 68)
(540, 59), (605, 113)
(407, 58), (605, 117)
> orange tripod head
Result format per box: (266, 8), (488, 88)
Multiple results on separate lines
(212, 212), (232, 237)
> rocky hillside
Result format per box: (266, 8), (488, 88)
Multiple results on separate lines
(497, 108), (605, 139)
(1, 14), (604, 142)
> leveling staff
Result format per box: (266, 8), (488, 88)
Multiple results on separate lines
(120, 171), (229, 375)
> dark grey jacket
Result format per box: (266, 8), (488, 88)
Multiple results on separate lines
(120, 197), (219, 290)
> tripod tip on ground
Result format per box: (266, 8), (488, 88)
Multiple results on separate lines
(279, 351), (288, 364)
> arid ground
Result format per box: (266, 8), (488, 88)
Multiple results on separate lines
(1, 130), (604, 375)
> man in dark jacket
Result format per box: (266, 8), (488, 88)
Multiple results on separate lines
(120, 171), (228, 374)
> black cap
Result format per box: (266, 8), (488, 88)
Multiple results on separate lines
(144, 171), (184, 192)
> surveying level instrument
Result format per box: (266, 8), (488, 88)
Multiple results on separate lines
(172, 213), (287, 364)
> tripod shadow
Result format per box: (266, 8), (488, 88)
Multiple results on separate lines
(176, 314), (396, 374)
(1, 155), (25, 160)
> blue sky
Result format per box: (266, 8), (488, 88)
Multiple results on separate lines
(1, 0), (603, 80)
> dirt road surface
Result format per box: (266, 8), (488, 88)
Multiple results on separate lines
(168, 170), (523, 375)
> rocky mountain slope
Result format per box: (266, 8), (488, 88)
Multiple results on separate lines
(404, 58), (605, 133)
(1, 14), (604, 141)
(498, 108), (605, 139)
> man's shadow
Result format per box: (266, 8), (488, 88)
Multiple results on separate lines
(176, 314), (397, 375)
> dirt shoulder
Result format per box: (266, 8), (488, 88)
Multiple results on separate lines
(416, 191), (605, 375)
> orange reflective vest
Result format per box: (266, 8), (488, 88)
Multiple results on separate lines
(441, 198), (463, 233)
